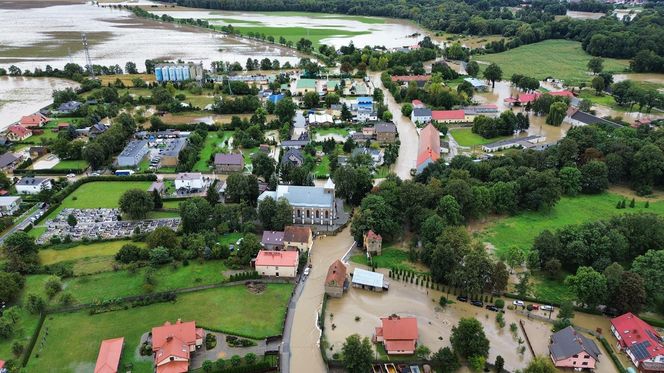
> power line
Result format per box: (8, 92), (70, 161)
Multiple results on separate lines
(81, 33), (95, 79)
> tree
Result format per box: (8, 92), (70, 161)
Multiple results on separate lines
(401, 103), (413, 117)
(252, 152), (276, 181)
(516, 271), (531, 298)
(119, 189), (154, 219)
(82, 142), (106, 170)
(544, 258), (562, 278)
(559, 167), (582, 196)
(431, 347), (460, 373)
(0, 271), (24, 303)
(334, 166), (373, 206)
(505, 246), (526, 271)
(633, 144), (664, 191)
(492, 261), (509, 293)
(350, 195), (401, 243)
(580, 161), (608, 194)
(587, 57), (604, 75)
(546, 101), (568, 126)
(44, 276), (62, 298)
(565, 266), (607, 309)
(341, 334), (373, 373)
(274, 97), (297, 123)
(415, 345), (431, 359)
(3, 232), (38, 273)
(466, 61), (480, 77)
(437, 195), (463, 225)
(483, 63), (502, 88)
(125, 61), (138, 74)
(591, 75), (605, 95)
(303, 91), (319, 109)
(25, 293), (46, 314)
(236, 234), (261, 265)
(631, 249), (664, 298)
(149, 247), (172, 266)
(524, 356), (557, 373)
(225, 173), (259, 204)
(146, 227), (178, 249)
(340, 103), (353, 122)
(495, 356), (505, 372)
(115, 244), (147, 264)
(611, 271), (647, 314)
(66, 213), (77, 228)
(451, 318), (489, 359)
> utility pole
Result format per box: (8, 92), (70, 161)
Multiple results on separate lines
(81, 33), (95, 79)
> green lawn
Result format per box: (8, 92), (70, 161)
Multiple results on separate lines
(450, 127), (511, 147)
(218, 232), (243, 246)
(22, 260), (229, 306)
(350, 247), (425, 273)
(241, 146), (259, 167)
(479, 192), (664, 258)
(531, 274), (576, 304)
(45, 181), (153, 220)
(51, 159), (89, 170)
(315, 127), (350, 137)
(27, 226), (46, 239)
(578, 89), (653, 113)
(264, 11), (386, 24)
(193, 131), (233, 172)
(25, 284), (294, 373)
(161, 200), (183, 209)
(315, 156), (331, 178)
(475, 40), (630, 85)
(28, 129), (58, 143)
(39, 240), (146, 266)
(0, 307), (41, 363)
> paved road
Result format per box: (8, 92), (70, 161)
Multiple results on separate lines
(280, 274), (308, 373)
(370, 72), (418, 180)
(0, 205), (47, 243)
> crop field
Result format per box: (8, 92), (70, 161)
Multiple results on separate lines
(25, 284), (294, 373)
(476, 40), (630, 85)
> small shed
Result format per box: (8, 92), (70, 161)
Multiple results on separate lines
(351, 268), (388, 292)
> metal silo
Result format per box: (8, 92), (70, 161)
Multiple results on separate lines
(161, 66), (170, 81)
(175, 66), (183, 81)
(168, 66), (176, 81)
(182, 65), (190, 80)
(155, 66), (163, 82)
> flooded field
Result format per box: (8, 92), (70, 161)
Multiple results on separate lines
(0, 76), (78, 129)
(0, 2), (302, 71)
(149, 8), (427, 49)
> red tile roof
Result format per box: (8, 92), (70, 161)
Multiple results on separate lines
(0, 360), (5, 369)
(94, 337), (124, 373)
(416, 123), (440, 168)
(376, 316), (418, 353)
(18, 113), (48, 128)
(157, 361), (189, 373)
(325, 259), (347, 287)
(152, 320), (199, 353)
(611, 312), (664, 362)
(7, 125), (31, 137)
(152, 320), (202, 373)
(384, 339), (417, 353)
(255, 250), (299, 267)
(366, 230), (382, 241)
(411, 99), (424, 108)
(549, 90), (575, 97)
(391, 75), (431, 82)
(504, 92), (541, 104)
(432, 110), (465, 121)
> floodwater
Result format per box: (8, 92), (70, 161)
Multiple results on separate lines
(0, 2), (302, 71)
(149, 8), (427, 49)
(325, 261), (555, 372)
(0, 76), (79, 129)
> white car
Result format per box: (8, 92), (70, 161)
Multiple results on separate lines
(513, 300), (525, 307)
(66, 173), (76, 178)
(303, 267), (310, 276)
(540, 305), (554, 311)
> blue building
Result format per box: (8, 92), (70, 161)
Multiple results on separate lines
(356, 97), (374, 112)
(268, 93), (285, 104)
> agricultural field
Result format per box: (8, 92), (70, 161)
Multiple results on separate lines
(25, 284), (294, 373)
(475, 40), (630, 85)
(449, 127), (510, 147)
(99, 73), (155, 86)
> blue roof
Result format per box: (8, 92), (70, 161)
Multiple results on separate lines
(268, 93), (285, 104)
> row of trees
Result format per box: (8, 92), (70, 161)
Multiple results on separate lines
(471, 111), (530, 139)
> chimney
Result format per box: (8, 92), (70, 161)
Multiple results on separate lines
(166, 335), (173, 342)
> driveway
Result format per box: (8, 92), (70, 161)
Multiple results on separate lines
(191, 331), (276, 369)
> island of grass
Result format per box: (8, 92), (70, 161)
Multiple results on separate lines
(475, 40), (630, 85)
(25, 284), (294, 373)
(449, 127), (511, 147)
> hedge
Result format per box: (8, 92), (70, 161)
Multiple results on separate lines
(640, 315), (664, 328)
(598, 335), (626, 373)
(21, 313), (46, 367)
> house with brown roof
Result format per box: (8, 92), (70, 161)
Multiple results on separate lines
(18, 113), (49, 128)
(0, 153), (20, 171)
(416, 123), (441, 174)
(152, 320), (204, 373)
(363, 230), (382, 255)
(255, 250), (299, 278)
(94, 337), (124, 373)
(283, 226), (313, 252)
(374, 316), (419, 355)
(6, 125), (32, 141)
(325, 260), (348, 298)
(29, 146), (48, 158)
(375, 122), (397, 144)
(214, 153), (244, 173)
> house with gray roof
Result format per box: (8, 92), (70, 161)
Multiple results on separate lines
(375, 122), (397, 143)
(16, 177), (52, 195)
(281, 148), (305, 167)
(0, 153), (19, 170)
(549, 326), (601, 369)
(56, 101), (82, 114)
(565, 108), (622, 129)
(411, 108), (432, 124)
(214, 153), (244, 173)
(351, 268), (388, 292)
(257, 179), (337, 225)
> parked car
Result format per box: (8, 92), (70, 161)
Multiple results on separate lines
(303, 267), (310, 276)
(456, 295), (468, 302)
(66, 173), (76, 178)
(486, 305), (500, 312)
(531, 304), (540, 310)
(540, 305), (554, 311)
(513, 300), (525, 307)
(471, 300), (484, 307)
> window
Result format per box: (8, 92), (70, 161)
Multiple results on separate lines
(582, 362), (588, 366)
(573, 355), (578, 358)
(316, 210), (320, 219)
(325, 210), (329, 219)
(306, 210), (310, 218)
(584, 355), (590, 359)
(297, 209), (301, 217)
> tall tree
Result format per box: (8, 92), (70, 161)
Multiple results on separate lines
(450, 318), (490, 359)
(587, 57), (604, 75)
(341, 334), (373, 373)
(631, 249), (664, 298)
(119, 189), (154, 219)
(3, 232), (39, 273)
(430, 347), (460, 373)
(483, 63), (502, 88)
(611, 271), (647, 314)
(565, 266), (607, 309)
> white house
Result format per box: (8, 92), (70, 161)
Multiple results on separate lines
(15, 177), (52, 195)
(0, 196), (21, 216)
(254, 250), (299, 278)
(174, 173), (205, 190)
(411, 108), (432, 124)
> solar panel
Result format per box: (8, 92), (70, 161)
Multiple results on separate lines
(631, 341), (652, 361)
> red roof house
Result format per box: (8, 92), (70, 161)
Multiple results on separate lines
(18, 113), (49, 128)
(0, 360), (5, 370)
(374, 316), (419, 354)
(255, 250), (300, 277)
(610, 313), (664, 372)
(152, 320), (204, 373)
(416, 123), (441, 172)
(6, 125), (32, 141)
(94, 337), (124, 373)
(504, 92), (541, 105)
(431, 109), (466, 122)
(390, 75), (431, 83)
(411, 99), (425, 108)
(325, 259), (348, 297)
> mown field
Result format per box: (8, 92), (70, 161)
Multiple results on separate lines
(475, 40), (630, 85)
(351, 246), (426, 273)
(449, 127), (511, 147)
(25, 284), (294, 373)
(39, 240), (147, 275)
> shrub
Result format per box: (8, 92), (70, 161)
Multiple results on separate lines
(230, 355), (242, 367)
(244, 352), (257, 365)
(494, 299), (505, 309)
(205, 333), (217, 350)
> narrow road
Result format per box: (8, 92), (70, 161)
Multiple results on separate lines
(287, 228), (355, 373)
(370, 72), (418, 180)
(0, 205), (47, 243)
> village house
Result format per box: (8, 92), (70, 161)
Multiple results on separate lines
(6, 125), (32, 141)
(257, 179), (337, 226)
(159, 137), (188, 167)
(375, 122), (397, 143)
(56, 101), (82, 114)
(363, 230), (383, 256)
(374, 316), (419, 355)
(294, 78), (317, 94)
(261, 231), (285, 250)
(0, 196), (21, 216)
(549, 326), (601, 370)
(0, 153), (20, 171)
(18, 113), (49, 128)
(29, 146), (48, 158)
(54, 122), (71, 133)
(283, 225), (313, 252)
(463, 77), (489, 91)
(174, 173), (205, 191)
(16, 177), (52, 195)
(411, 99), (425, 109)
(325, 259), (348, 298)
(214, 153), (244, 173)
(463, 104), (499, 118)
(0, 360), (5, 373)
(411, 108), (432, 124)
(88, 123), (109, 139)
(565, 108), (622, 128)
(281, 148), (305, 167)
(432, 109), (470, 124)
(416, 123), (441, 174)
(255, 250), (299, 278)
(117, 140), (148, 167)
(351, 267), (388, 292)
(147, 181), (165, 196)
(308, 113), (334, 126)
(94, 337), (124, 373)
(351, 147), (383, 169)
(611, 313), (664, 372)
(482, 135), (546, 153)
(152, 320), (204, 373)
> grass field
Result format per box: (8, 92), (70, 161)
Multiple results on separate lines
(449, 127), (511, 147)
(314, 156), (330, 178)
(45, 181), (153, 220)
(218, 232), (243, 246)
(479, 192), (664, 258)
(23, 260), (229, 305)
(475, 40), (630, 85)
(39, 240), (146, 266)
(193, 131), (233, 172)
(229, 25), (369, 46)
(99, 73), (155, 86)
(0, 307), (41, 363)
(351, 247), (425, 273)
(315, 127), (350, 137)
(51, 159), (89, 170)
(25, 284), (294, 373)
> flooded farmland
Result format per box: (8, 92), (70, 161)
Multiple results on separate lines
(0, 2), (302, 71)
